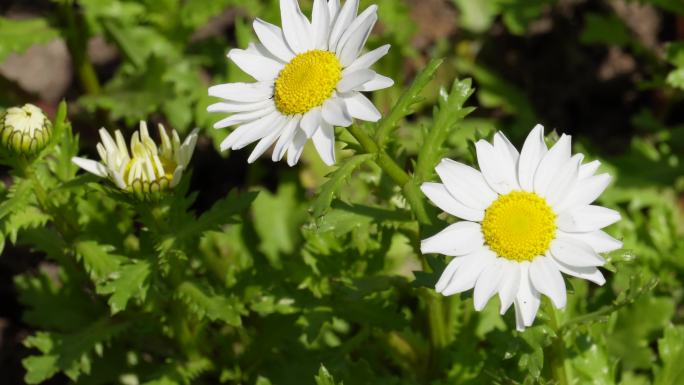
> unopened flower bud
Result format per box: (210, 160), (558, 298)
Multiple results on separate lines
(0, 104), (53, 154)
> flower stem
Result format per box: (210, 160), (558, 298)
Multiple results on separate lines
(545, 300), (571, 385)
(60, 2), (101, 95)
(347, 123), (447, 376)
(346, 124), (431, 224)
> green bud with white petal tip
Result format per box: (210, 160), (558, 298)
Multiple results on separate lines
(0, 104), (53, 155)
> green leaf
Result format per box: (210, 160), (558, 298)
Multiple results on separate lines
(312, 153), (374, 217)
(0, 177), (34, 221)
(97, 261), (151, 314)
(375, 58), (443, 145)
(23, 318), (128, 383)
(2, 205), (50, 244)
(175, 190), (258, 244)
(176, 281), (245, 326)
(0, 17), (58, 62)
(654, 325), (684, 385)
(314, 365), (343, 385)
(252, 183), (304, 264)
(415, 78), (475, 183)
(74, 240), (125, 281)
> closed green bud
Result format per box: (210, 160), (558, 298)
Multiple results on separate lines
(0, 104), (53, 155)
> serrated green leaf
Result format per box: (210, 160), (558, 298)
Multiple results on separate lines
(2, 205), (50, 244)
(97, 261), (151, 314)
(74, 240), (125, 281)
(654, 325), (684, 385)
(312, 153), (374, 217)
(415, 78), (475, 183)
(0, 17), (58, 62)
(23, 318), (128, 383)
(666, 68), (684, 90)
(375, 58), (443, 145)
(176, 281), (245, 326)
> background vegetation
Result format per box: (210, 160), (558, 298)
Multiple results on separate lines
(1, 0), (683, 384)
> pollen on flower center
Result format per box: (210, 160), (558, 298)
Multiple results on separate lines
(274, 50), (342, 115)
(481, 191), (557, 262)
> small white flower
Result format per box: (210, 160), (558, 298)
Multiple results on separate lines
(421, 125), (622, 331)
(208, 0), (393, 166)
(72, 122), (199, 199)
(0, 103), (52, 154)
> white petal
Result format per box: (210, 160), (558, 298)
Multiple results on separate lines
(473, 259), (505, 311)
(336, 6), (377, 66)
(301, 107), (322, 138)
(529, 256), (566, 309)
(420, 182), (484, 222)
(534, 134), (571, 196)
(355, 73), (394, 91)
(476, 139), (519, 195)
(287, 129), (307, 166)
(337, 69), (376, 93)
(170, 166), (184, 188)
(253, 19), (295, 62)
(328, 0), (358, 49)
(550, 255), (606, 285)
(311, 0), (331, 50)
(557, 205), (621, 233)
(555, 173), (611, 212)
(272, 117), (300, 161)
(441, 248), (496, 296)
(321, 97), (353, 127)
(547, 154), (582, 207)
(232, 111), (282, 150)
(342, 92), (381, 122)
(517, 124), (547, 191)
(498, 260), (521, 314)
(420, 221), (484, 256)
(72, 157), (108, 178)
(550, 236), (605, 267)
(280, 0), (313, 53)
(514, 262), (541, 328)
(578, 160), (600, 179)
(344, 44), (390, 74)
(212, 105), (276, 129)
(219, 111), (279, 151)
(559, 230), (622, 253)
(435, 257), (464, 293)
(247, 119), (288, 163)
(227, 49), (283, 81)
(208, 82), (273, 102)
(328, 0), (341, 21)
(435, 158), (498, 211)
(312, 122), (336, 165)
(493, 131), (520, 164)
(207, 99), (273, 113)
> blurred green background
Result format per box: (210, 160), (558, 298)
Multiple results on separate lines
(1, 0), (684, 384)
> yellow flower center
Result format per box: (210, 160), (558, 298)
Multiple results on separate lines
(481, 191), (557, 262)
(274, 50), (342, 115)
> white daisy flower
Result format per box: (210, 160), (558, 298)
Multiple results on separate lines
(421, 125), (622, 331)
(207, 0), (393, 166)
(72, 122), (199, 199)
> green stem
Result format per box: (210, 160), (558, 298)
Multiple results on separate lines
(545, 300), (571, 385)
(60, 2), (101, 95)
(346, 124), (430, 224)
(347, 123), (447, 375)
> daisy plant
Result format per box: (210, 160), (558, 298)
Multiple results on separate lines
(72, 122), (198, 200)
(421, 124), (623, 330)
(207, 0), (392, 166)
